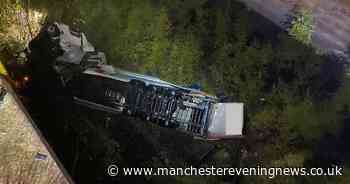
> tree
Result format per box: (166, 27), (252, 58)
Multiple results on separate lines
(143, 8), (171, 76)
(162, 33), (202, 85)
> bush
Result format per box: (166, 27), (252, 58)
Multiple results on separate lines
(288, 9), (314, 45)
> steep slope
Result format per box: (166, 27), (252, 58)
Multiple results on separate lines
(239, 0), (350, 59)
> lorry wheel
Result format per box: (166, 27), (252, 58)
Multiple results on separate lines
(46, 24), (60, 38)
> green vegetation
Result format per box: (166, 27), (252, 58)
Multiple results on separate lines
(0, 0), (24, 54)
(0, 0), (45, 63)
(1, 0), (350, 183)
(288, 9), (314, 45)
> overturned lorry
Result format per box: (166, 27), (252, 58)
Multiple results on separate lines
(29, 22), (244, 140)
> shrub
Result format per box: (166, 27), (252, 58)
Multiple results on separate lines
(288, 9), (314, 45)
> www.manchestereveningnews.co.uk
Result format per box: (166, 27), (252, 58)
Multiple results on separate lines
(107, 164), (343, 179)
